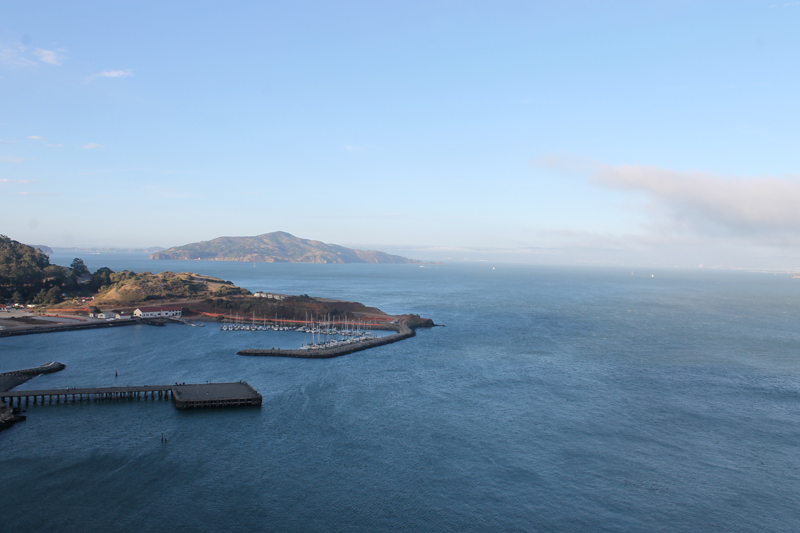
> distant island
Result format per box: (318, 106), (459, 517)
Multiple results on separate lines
(151, 231), (427, 264)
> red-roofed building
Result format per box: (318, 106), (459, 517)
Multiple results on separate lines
(133, 305), (183, 318)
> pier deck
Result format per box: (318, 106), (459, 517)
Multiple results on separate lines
(172, 382), (262, 409)
(0, 382), (261, 410)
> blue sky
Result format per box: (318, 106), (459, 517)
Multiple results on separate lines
(2, 1), (800, 268)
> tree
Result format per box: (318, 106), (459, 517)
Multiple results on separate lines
(45, 286), (63, 304)
(11, 291), (24, 304)
(70, 258), (89, 277)
(91, 267), (114, 291)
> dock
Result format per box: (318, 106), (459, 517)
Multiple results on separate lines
(172, 382), (262, 409)
(0, 382), (261, 410)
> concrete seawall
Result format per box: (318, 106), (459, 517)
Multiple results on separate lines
(0, 319), (140, 338)
(237, 322), (418, 359)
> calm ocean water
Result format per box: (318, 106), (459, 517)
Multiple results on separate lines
(2, 254), (799, 532)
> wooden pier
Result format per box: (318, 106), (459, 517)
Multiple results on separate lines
(0, 382), (261, 410)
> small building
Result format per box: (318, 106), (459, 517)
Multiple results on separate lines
(253, 291), (284, 300)
(115, 312), (132, 320)
(97, 312), (116, 320)
(133, 305), (183, 318)
(0, 304), (7, 312)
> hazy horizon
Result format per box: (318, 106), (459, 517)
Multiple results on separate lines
(3, 2), (800, 269)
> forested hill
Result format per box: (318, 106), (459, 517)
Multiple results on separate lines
(0, 235), (68, 303)
(151, 231), (424, 264)
(0, 235), (251, 306)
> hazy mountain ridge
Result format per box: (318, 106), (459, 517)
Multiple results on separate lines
(150, 232), (425, 264)
(54, 246), (167, 253)
(25, 244), (53, 255)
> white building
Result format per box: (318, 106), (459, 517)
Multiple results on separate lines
(253, 291), (285, 300)
(133, 305), (183, 318)
(97, 312), (116, 319)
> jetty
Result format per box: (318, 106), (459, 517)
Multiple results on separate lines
(0, 382), (262, 410)
(238, 321), (417, 358)
(0, 361), (66, 392)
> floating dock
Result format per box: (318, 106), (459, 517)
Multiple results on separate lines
(0, 382), (261, 410)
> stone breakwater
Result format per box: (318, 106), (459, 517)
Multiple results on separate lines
(0, 362), (65, 432)
(238, 320), (425, 359)
(0, 361), (66, 393)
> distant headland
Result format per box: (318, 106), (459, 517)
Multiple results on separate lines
(150, 231), (429, 264)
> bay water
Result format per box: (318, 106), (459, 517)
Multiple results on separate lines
(1, 254), (799, 531)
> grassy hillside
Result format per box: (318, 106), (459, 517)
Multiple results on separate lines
(91, 271), (251, 305)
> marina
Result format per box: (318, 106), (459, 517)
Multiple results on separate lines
(238, 321), (416, 358)
(220, 313), (385, 350)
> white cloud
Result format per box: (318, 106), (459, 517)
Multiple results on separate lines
(0, 41), (64, 67)
(83, 143), (105, 149)
(33, 48), (63, 65)
(0, 140), (13, 144)
(87, 69), (133, 82)
(539, 155), (800, 246)
(0, 156), (23, 163)
(27, 135), (44, 140)
(0, 178), (34, 183)
(0, 42), (35, 67)
(102, 69), (132, 78)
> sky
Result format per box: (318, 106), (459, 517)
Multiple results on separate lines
(2, 1), (800, 269)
